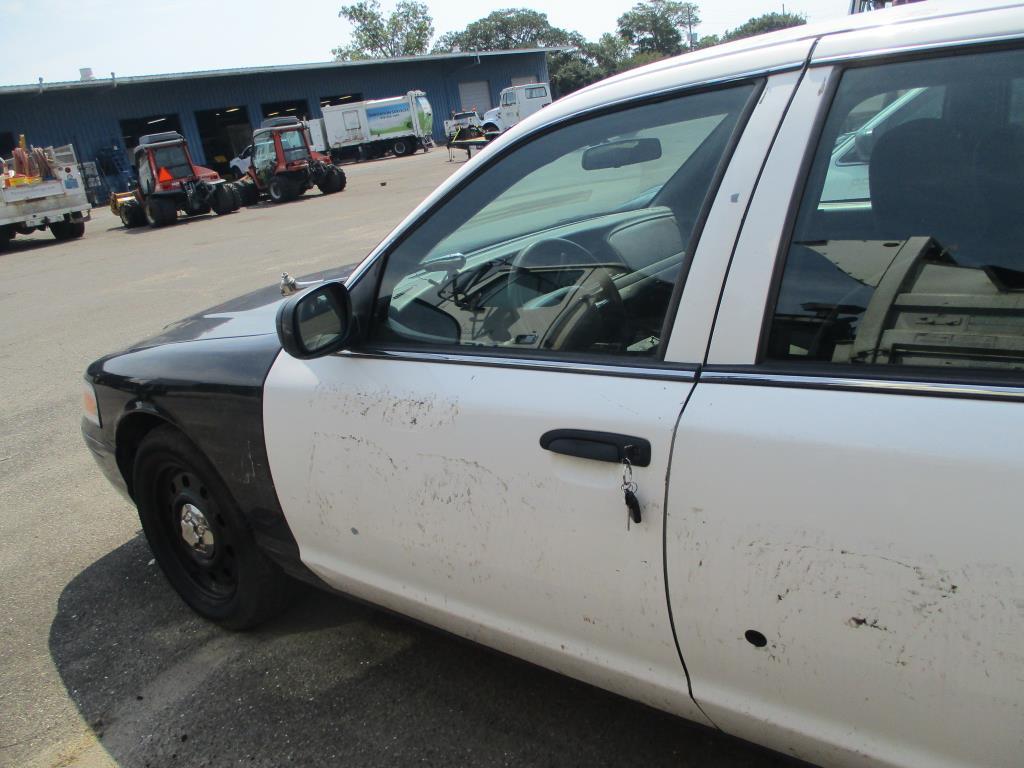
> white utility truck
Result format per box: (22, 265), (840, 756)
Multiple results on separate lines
(1, 143), (90, 251)
(482, 82), (552, 134)
(314, 91), (434, 161)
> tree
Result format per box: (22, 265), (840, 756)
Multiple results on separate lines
(617, 0), (701, 57)
(723, 11), (806, 43)
(433, 9), (595, 98)
(433, 9), (577, 53)
(333, 0), (434, 60)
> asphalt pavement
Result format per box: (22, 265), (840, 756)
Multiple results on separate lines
(0, 150), (803, 768)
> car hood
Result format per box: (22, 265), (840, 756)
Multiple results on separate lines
(130, 264), (356, 350)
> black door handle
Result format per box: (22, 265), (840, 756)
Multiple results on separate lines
(540, 429), (651, 467)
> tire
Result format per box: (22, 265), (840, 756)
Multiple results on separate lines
(211, 184), (236, 215)
(235, 179), (258, 206)
(145, 197), (176, 228)
(49, 220), (86, 241)
(317, 166), (346, 194)
(268, 176), (298, 204)
(120, 204), (140, 228)
(0, 226), (11, 252)
(391, 139), (410, 157)
(133, 425), (293, 629)
(228, 183), (243, 211)
(185, 204), (211, 217)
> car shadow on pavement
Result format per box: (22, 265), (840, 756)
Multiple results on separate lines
(50, 535), (808, 768)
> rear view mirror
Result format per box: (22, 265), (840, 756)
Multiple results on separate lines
(276, 281), (352, 359)
(582, 138), (662, 170)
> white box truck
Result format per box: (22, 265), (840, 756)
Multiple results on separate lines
(1, 143), (90, 252)
(315, 91), (434, 161)
(482, 83), (552, 134)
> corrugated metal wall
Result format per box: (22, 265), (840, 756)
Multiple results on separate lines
(0, 52), (549, 167)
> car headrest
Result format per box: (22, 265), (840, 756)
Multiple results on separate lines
(869, 118), (972, 247)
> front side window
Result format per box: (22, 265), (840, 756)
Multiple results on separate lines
(369, 84), (757, 360)
(253, 139), (275, 170)
(767, 49), (1024, 374)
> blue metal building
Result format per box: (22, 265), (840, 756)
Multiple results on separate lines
(0, 49), (550, 189)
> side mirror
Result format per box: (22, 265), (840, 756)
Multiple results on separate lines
(276, 281), (353, 359)
(582, 138), (662, 171)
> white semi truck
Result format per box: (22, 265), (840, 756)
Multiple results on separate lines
(313, 91), (435, 161)
(482, 83), (553, 134)
(1, 143), (90, 251)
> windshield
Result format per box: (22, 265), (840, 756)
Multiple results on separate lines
(280, 129), (309, 162)
(152, 145), (192, 179)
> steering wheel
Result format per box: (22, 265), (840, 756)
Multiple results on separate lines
(507, 238), (630, 351)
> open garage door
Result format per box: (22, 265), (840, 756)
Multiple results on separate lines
(261, 99), (310, 121)
(195, 106), (252, 177)
(320, 93), (363, 109)
(119, 114), (183, 152)
(457, 80), (491, 113)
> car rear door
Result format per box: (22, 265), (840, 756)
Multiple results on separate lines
(666, 20), (1024, 768)
(263, 61), (807, 720)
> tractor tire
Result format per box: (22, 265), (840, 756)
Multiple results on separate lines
(145, 197), (177, 228)
(211, 184), (236, 215)
(268, 176), (298, 204)
(391, 139), (411, 157)
(50, 220), (86, 241)
(228, 183), (243, 211)
(317, 166), (346, 195)
(235, 179), (258, 206)
(120, 203), (144, 229)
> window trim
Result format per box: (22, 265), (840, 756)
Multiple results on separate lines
(354, 74), (770, 370)
(701, 365), (1024, 403)
(341, 347), (699, 381)
(756, 40), (1024, 388)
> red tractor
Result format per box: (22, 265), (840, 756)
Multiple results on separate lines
(117, 131), (242, 228)
(237, 117), (346, 204)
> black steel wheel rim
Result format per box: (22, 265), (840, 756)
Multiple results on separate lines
(155, 461), (238, 601)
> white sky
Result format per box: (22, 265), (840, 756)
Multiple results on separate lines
(0, 0), (851, 86)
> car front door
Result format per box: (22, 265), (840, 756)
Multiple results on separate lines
(263, 72), (800, 718)
(667, 46), (1024, 768)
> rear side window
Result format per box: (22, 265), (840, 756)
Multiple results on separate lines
(526, 86), (548, 99)
(767, 49), (1024, 374)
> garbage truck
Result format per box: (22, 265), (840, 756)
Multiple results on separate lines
(314, 91), (434, 161)
(1, 143), (90, 251)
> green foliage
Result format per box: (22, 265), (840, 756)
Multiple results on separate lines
(723, 11), (806, 42)
(432, 9), (580, 53)
(616, 0), (700, 57)
(333, 0), (434, 60)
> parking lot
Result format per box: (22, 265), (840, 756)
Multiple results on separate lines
(0, 150), (800, 768)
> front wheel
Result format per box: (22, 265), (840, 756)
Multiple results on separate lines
(133, 426), (293, 629)
(268, 176), (298, 204)
(49, 220), (86, 240)
(145, 197), (177, 227)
